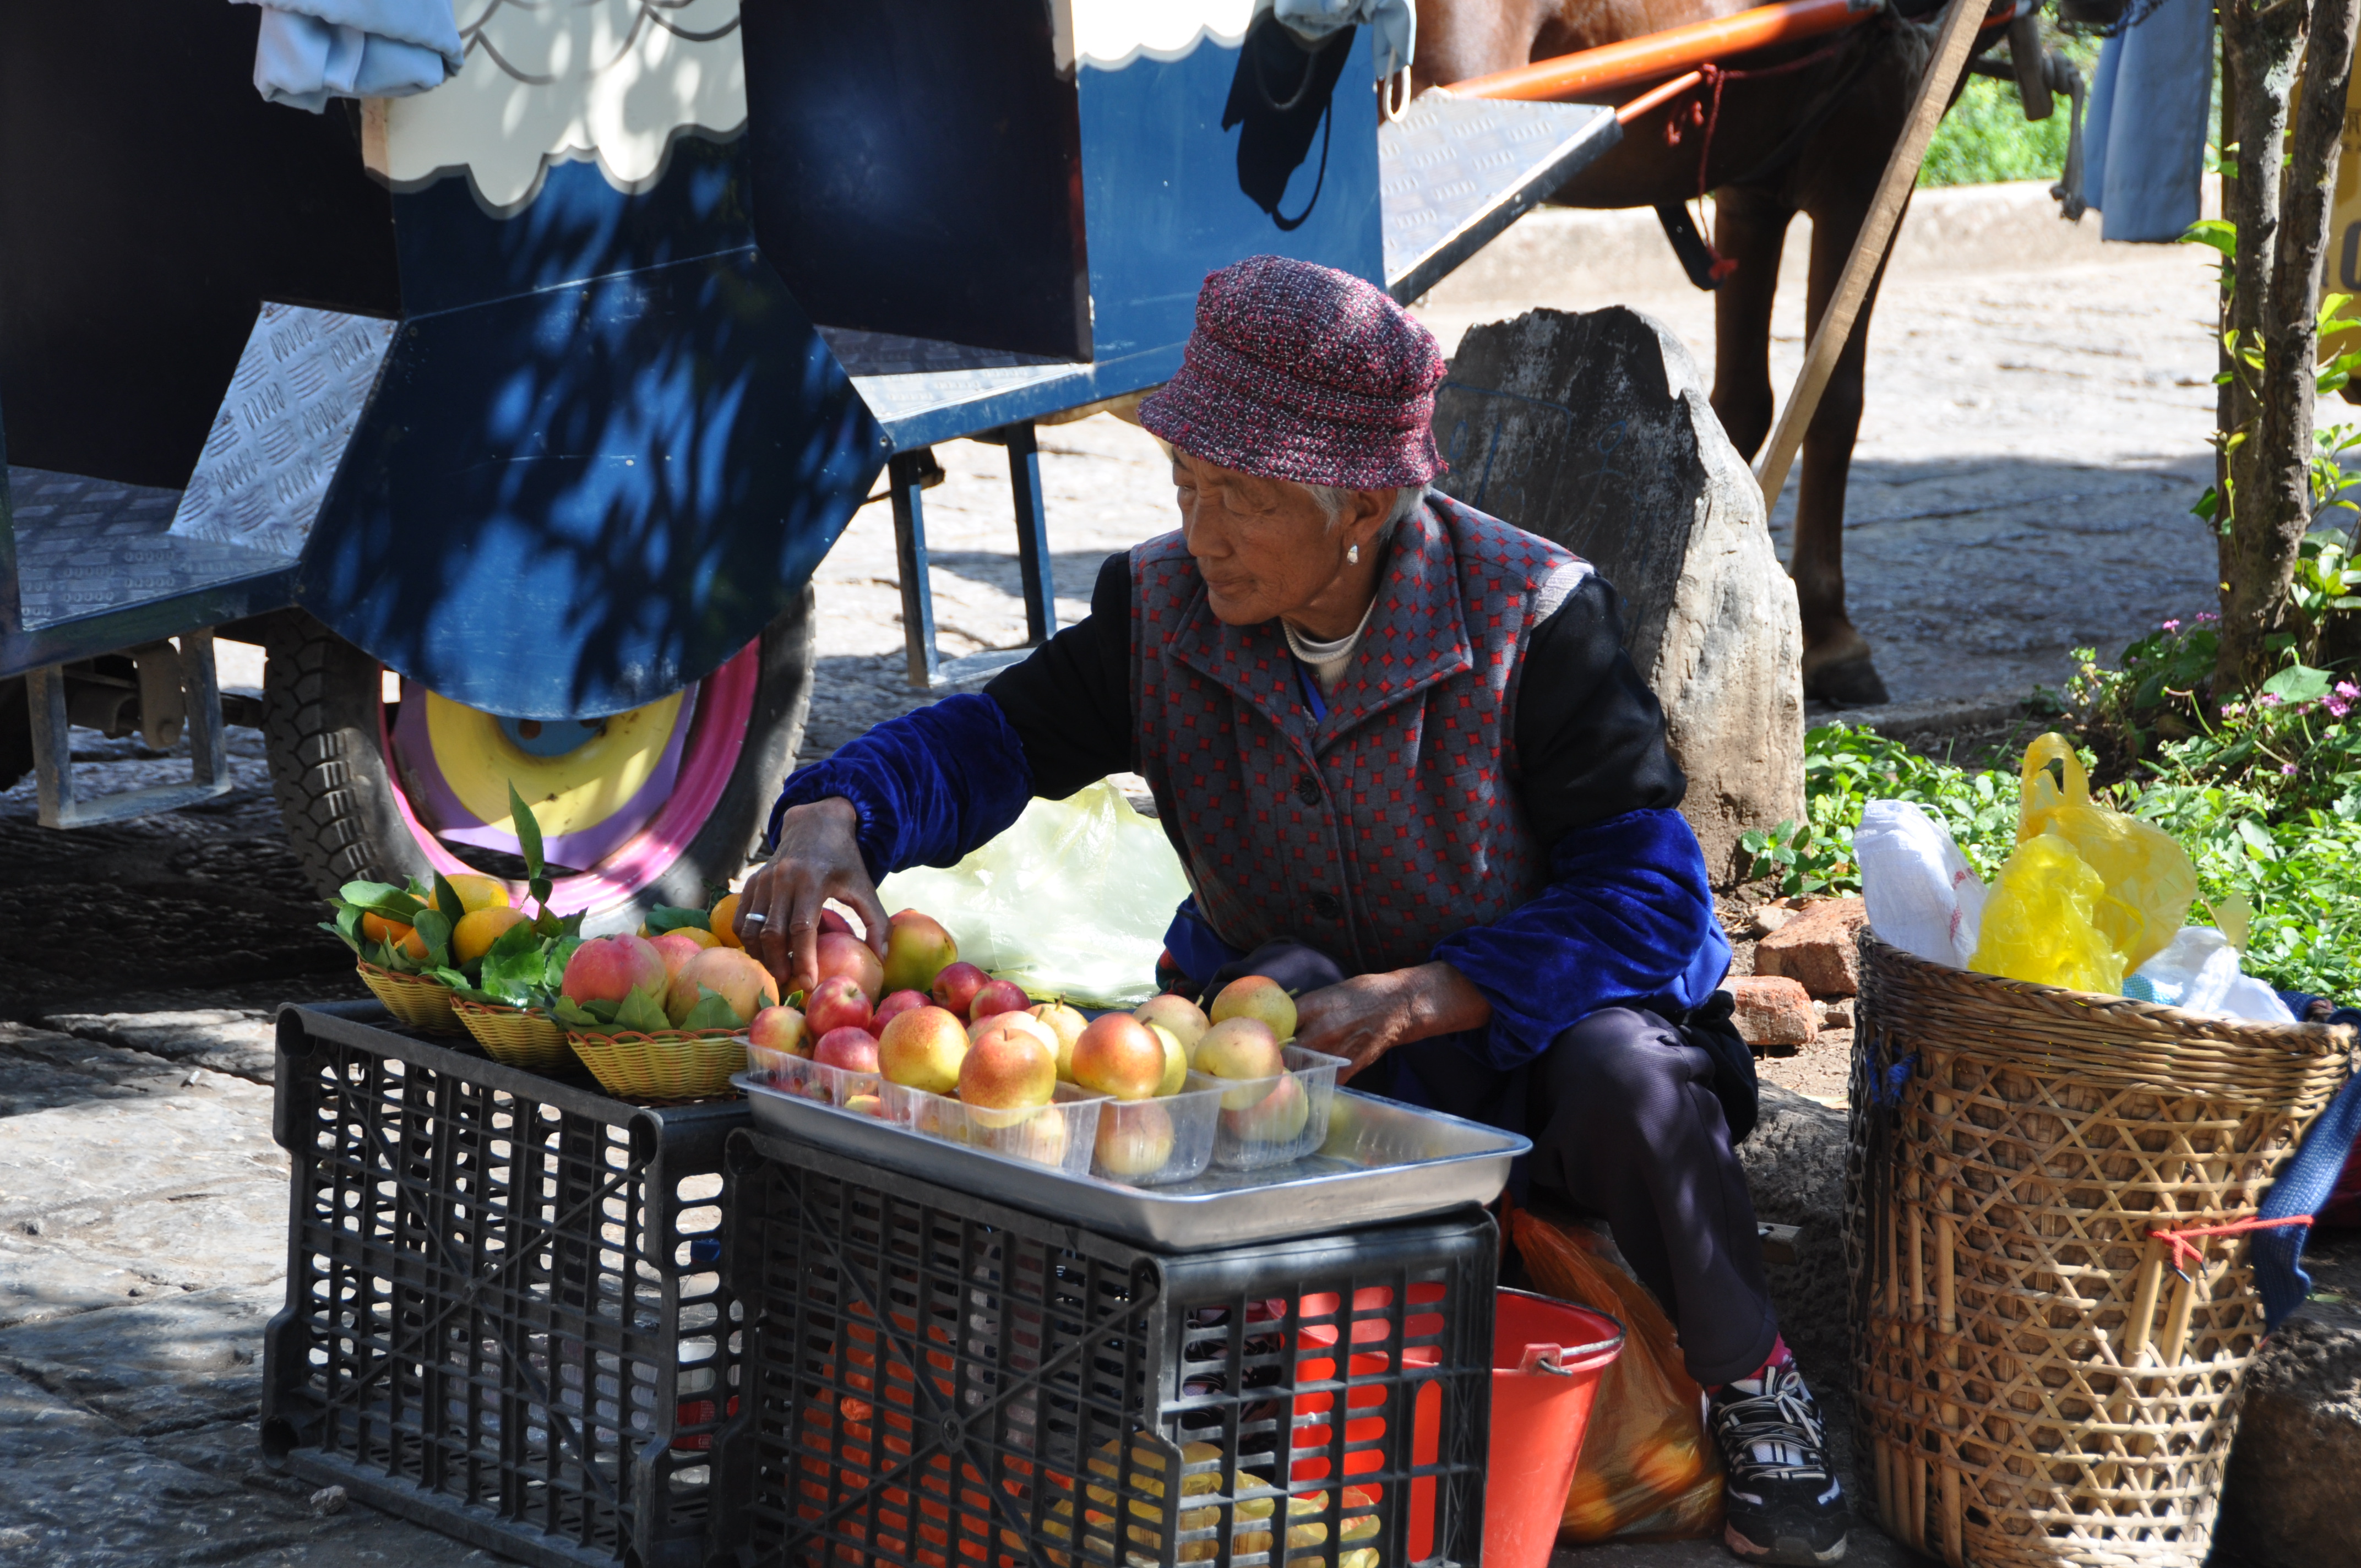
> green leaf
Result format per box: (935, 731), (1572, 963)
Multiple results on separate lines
(339, 881), (425, 922)
(411, 907), (455, 969)
(643, 905), (715, 936)
(2263, 664), (2335, 703)
(551, 996), (603, 1029)
(678, 985), (744, 1032)
(613, 988), (671, 1033)
(507, 782), (546, 883)
(431, 872), (465, 927)
(529, 876), (554, 911)
(485, 918), (545, 961)
(430, 965), (471, 990)
(2181, 219), (2237, 258)
(319, 918), (364, 955)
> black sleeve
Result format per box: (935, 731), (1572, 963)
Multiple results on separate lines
(984, 550), (1136, 799)
(1513, 573), (1687, 849)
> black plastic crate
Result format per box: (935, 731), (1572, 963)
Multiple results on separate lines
(261, 1001), (748, 1568)
(710, 1128), (1495, 1568)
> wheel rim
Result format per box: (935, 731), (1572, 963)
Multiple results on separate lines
(377, 643), (763, 922)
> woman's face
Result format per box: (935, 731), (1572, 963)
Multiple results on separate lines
(1172, 449), (1385, 627)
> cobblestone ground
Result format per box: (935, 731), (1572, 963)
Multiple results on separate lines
(0, 231), (2265, 1564)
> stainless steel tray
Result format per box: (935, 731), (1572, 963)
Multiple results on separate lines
(733, 1072), (1528, 1250)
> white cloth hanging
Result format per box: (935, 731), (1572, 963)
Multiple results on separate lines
(233, 0), (463, 113)
(1274, 0), (1415, 81)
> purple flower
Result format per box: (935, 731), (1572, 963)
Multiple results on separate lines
(2162, 618), (2183, 633)
(2259, 692), (2284, 707)
(2338, 681), (2359, 700)
(2283, 763), (2300, 775)
(2330, 695), (2353, 718)
(2196, 612), (2221, 624)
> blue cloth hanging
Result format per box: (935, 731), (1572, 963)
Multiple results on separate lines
(2254, 1059), (2361, 1329)
(233, 0), (463, 113)
(2076, 0), (2215, 243)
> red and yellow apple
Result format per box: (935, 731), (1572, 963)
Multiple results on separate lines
(878, 1005), (969, 1094)
(1070, 1014), (1168, 1102)
(1222, 1070), (1309, 1144)
(1148, 1023), (1189, 1098)
(1028, 1001), (1089, 1081)
(815, 930), (884, 1001)
(873, 989), (928, 1032)
(814, 1026), (882, 1073)
(747, 1004), (809, 1057)
(959, 1023), (1057, 1112)
(665, 946), (780, 1026)
(803, 975), (873, 1037)
(967, 978), (1030, 1022)
(1134, 994), (1210, 1053)
(819, 906), (857, 937)
(649, 930), (711, 983)
(931, 961), (990, 1017)
(1192, 1019), (1285, 1109)
(882, 909), (959, 995)
(561, 934), (668, 1006)
(843, 1093), (883, 1118)
(1210, 975), (1296, 1041)
(1095, 1102), (1176, 1179)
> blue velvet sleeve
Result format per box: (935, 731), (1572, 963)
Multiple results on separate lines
(1430, 807), (1731, 1070)
(760, 693), (1036, 883)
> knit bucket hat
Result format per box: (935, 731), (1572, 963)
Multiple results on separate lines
(1139, 254), (1447, 489)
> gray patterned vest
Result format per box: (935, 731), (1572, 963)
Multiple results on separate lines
(1129, 496), (1592, 973)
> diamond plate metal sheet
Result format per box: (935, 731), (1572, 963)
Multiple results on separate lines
(823, 325), (1092, 433)
(168, 302), (396, 558)
(9, 466), (287, 630)
(1380, 95), (1619, 303)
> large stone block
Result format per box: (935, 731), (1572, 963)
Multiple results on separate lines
(1754, 897), (1870, 998)
(1430, 306), (1805, 886)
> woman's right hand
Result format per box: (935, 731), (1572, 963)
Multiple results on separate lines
(736, 798), (889, 998)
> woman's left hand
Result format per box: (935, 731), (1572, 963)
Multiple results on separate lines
(1293, 961), (1492, 1082)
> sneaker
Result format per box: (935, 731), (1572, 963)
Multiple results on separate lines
(1708, 1353), (1848, 1564)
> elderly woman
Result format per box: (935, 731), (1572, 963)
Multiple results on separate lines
(741, 257), (1847, 1567)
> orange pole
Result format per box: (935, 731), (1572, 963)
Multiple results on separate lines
(1614, 69), (1707, 123)
(1446, 0), (1883, 102)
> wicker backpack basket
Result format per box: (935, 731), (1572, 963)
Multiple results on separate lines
(1847, 930), (2354, 1568)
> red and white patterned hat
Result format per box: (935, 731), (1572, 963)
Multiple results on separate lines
(1139, 254), (1446, 489)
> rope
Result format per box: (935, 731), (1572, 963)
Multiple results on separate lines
(2149, 1213), (2317, 1280)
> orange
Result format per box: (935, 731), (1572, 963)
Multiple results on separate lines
(432, 873), (511, 916)
(453, 906), (532, 963)
(675, 925), (721, 950)
(710, 892), (744, 949)
(399, 927), (431, 962)
(361, 911), (414, 949)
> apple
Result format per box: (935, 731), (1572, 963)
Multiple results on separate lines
(747, 1004), (809, 1057)
(1070, 1014), (1168, 1102)
(984, 1106), (1069, 1168)
(882, 910), (959, 996)
(1210, 974), (1297, 1041)
(1095, 1102), (1177, 1179)
(1222, 1070), (1309, 1144)
(878, 1005), (969, 1094)
(1028, 1001), (1089, 1081)
(967, 978), (1030, 1023)
(1149, 1023), (1189, 1098)
(562, 934), (668, 1006)
(664, 946), (780, 1026)
(843, 1093), (883, 1118)
(931, 962), (990, 1017)
(804, 975), (873, 1037)
(1192, 1019), (1285, 1110)
(873, 989), (928, 1031)
(819, 907), (856, 937)
(816, 931), (884, 1001)
(969, 1010), (1059, 1054)
(814, 1026), (882, 1074)
(649, 930), (712, 983)
(958, 1023), (1057, 1110)
(1134, 994), (1210, 1053)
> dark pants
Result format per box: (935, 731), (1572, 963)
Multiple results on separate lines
(1369, 1005), (1777, 1387)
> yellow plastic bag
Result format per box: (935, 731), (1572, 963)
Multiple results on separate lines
(1510, 1208), (1723, 1544)
(1968, 832), (2126, 994)
(2015, 733), (2197, 970)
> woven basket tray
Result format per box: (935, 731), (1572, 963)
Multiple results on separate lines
(357, 962), (463, 1035)
(453, 998), (571, 1071)
(1847, 930), (2355, 1568)
(567, 1030), (746, 1102)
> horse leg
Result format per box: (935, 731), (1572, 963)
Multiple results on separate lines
(1707, 184), (1794, 461)
(1790, 189), (1895, 706)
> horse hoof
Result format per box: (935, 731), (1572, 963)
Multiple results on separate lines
(1804, 657), (1889, 707)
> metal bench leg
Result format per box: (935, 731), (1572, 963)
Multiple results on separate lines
(1002, 422), (1057, 644)
(28, 628), (230, 827)
(890, 450), (942, 691)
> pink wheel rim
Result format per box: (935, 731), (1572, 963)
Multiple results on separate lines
(377, 642), (764, 926)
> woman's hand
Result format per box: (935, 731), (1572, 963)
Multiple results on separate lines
(736, 798), (889, 997)
(1292, 961), (1492, 1082)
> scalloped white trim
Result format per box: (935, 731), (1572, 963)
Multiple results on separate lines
(375, 0), (745, 212)
(1060, 0), (1264, 72)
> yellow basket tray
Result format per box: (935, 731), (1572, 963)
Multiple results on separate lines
(453, 998), (571, 1071)
(566, 1029), (746, 1102)
(357, 962), (463, 1034)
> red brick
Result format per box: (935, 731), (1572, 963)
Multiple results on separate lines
(1753, 896), (1869, 998)
(1726, 976), (1818, 1047)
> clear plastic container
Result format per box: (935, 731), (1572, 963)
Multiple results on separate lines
(1090, 1084), (1223, 1188)
(879, 1079), (1107, 1176)
(743, 1041), (885, 1115)
(1200, 1046), (1347, 1172)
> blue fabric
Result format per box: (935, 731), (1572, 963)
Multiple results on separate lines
(2077, 0), (2213, 243)
(237, 0), (463, 112)
(2257, 1066), (2361, 1329)
(763, 693), (1035, 883)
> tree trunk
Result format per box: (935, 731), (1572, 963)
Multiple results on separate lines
(2217, 0), (2361, 693)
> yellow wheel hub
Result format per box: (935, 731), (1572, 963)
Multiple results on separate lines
(421, 689), (686, 842)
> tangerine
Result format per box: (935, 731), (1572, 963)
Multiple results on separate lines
(454, 906), (532, 963)
(674, 925), (721, 950)
(432, 874), (511, 917)
(710, 892), (744, 949)
(361, 912), (414, 949)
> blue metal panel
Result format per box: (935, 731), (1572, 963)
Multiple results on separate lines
(299, 142), (886, 721)
(1077, 21), (1384, 363)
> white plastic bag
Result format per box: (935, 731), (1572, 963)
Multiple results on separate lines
(1857, 800), (1987, 967)
(2126, 926), (2295, 1023)
(876, 780), (1191, 1009)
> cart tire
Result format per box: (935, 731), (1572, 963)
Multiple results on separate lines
(262, 593), (817, 929)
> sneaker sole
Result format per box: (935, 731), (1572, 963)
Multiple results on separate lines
(1723, 1523), (1848, 1565)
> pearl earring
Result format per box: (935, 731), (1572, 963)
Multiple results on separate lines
(1347, 543), (1359, 564)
